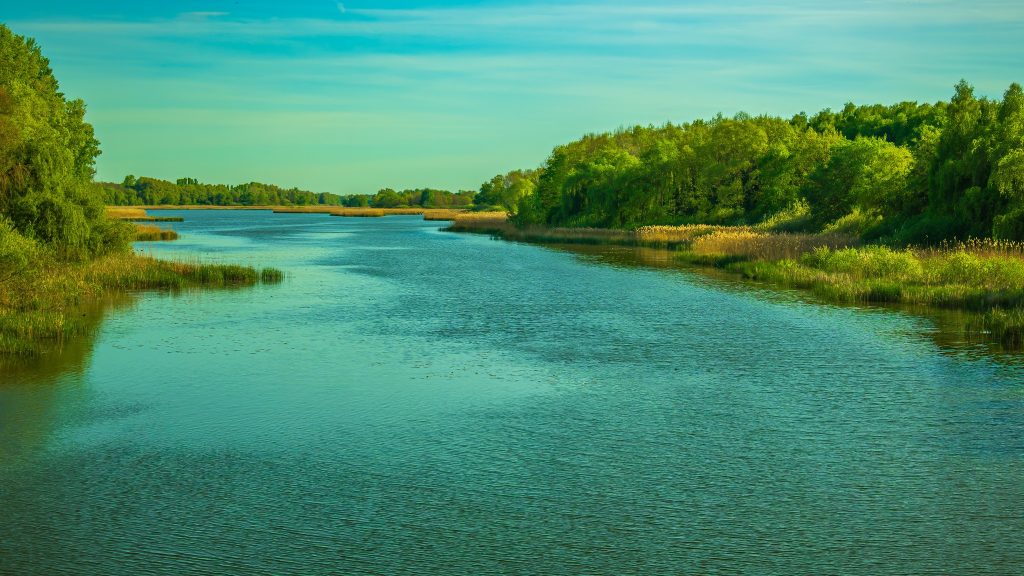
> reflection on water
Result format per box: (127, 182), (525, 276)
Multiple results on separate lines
(1, 211), (1022, 575)
(0, 296), (131, 475)
(546, 241), (1024, 364)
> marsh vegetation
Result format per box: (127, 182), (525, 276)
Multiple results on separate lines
(0, 25), (281, 362)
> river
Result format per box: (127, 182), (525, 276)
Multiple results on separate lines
(1, 210), (1022, 574)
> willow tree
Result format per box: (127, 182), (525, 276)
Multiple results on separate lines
(0, 24), (129, 260)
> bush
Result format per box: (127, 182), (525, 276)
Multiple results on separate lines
(993, 208), (1024, 241)
(802, 246), (923, 280)
(0, 218), (40, 276)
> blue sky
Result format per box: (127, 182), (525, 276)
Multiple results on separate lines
(5, 1), (1024, 194)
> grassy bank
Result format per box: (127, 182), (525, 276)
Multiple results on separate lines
(447, 213), (1024, 350)
(0, 252), (283, 358)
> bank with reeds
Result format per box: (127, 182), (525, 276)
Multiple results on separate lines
(446, 213), (1024, 348)
(0, 250), (283, 359)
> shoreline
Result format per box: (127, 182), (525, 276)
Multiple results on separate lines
(443, 213), (1024, 352)
(0, 251), (284, 362)
(91, 206), (1024, 353)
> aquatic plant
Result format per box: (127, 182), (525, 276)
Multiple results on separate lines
(0, 252), (284, 358)
(133, 223), (179, 241)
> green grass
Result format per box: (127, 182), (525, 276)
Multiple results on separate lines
(707, 246), (1024, 310)
(0, 252), (284, 358)
(674, 244), (1024, 349)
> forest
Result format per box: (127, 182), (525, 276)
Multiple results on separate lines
(482, 81), (1024, 244)
(98, 176), (476, 210)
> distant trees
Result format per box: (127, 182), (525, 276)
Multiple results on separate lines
(99, 177), (347, 207)
(492, 80), (1024, 243)
(368, 187), (474, 209)
(101, 177), (477, 210)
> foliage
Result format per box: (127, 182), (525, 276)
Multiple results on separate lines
(99, 176), (347, 207)
(369, 187), (475, 209)
(100, 176), (477, 210)
(491, 80), (1024, 246)
(0, 24), (131, 260)
(0, 251), (282, 357)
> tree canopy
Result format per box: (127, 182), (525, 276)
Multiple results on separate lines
(0, 24), (129, 260)
(486, 81), (1024, 243)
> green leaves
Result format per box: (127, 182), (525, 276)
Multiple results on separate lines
(497, 79), (1024, 245)
(0, 24), (119, 260)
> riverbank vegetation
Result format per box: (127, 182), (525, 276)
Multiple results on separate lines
(99, 175), (478, 210)
(133, 223), (178, 241)
(449, 214), (1024, 347)
(454, 79), (1024, 348)
(0, 249), (283, 358)
(486, 80), (1024, 247)
(0, 25), (281, 361)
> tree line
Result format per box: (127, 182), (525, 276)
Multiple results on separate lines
(482, 81), (1024, 243)
(99, 176), (477, 210)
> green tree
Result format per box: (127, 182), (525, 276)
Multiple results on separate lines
(0, 24), (128, 259)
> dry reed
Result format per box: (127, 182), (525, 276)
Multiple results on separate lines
(105, 206), (149, 219)
(691, 230), (856, 260)
(422, 209), (466, 221)
(134, 224), (179, 241)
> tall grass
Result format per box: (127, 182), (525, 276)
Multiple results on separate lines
(0, 252), (284, 358)
(444, 211), (1024, 349)
(634, 224), (733, 245)
(105, 206), (148, 219)
(134, 223), (179, 241)
(718, 246), (1024, 309)
(446, 212), (513, 234)
(105, 206), (183, 222)
(422, 209), (467, 221)
(691, 230), (856, 260)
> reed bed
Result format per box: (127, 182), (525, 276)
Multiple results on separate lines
(134, 223), (179, 241)
(917, 237), (1024, 258)
(105, 206), (149, 219)
(0, 252), (284, 358)
(691, 230), (856, 261)
(329, 208), (388, 217)
(356, 207), (426, 216)
(272, 206), (343, 215)
(718, 246), (1024, 310)
(445, 212), (515, 235)
(634, 224), (741, 245)
(422, 209), (467, 221)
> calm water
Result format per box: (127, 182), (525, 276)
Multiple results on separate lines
(1, 211), (1023, 575)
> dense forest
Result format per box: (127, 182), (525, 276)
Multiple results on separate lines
(1, 25), (131, 262)
(97, 176), (347, 207)
(99, 176), (477, 210)
(484, 81), (1024, 243)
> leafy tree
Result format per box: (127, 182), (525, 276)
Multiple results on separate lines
(0, 24), (129, 259)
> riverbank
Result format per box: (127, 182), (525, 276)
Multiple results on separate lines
(0, 252), (283, 359)
(446, 213), (1024, 349)
(130, 205), (467, 219)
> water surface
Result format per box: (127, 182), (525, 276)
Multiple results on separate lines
(2, 211), (1022, 574)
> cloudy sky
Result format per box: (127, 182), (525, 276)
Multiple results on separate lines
(5, 1), (1024, 194)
